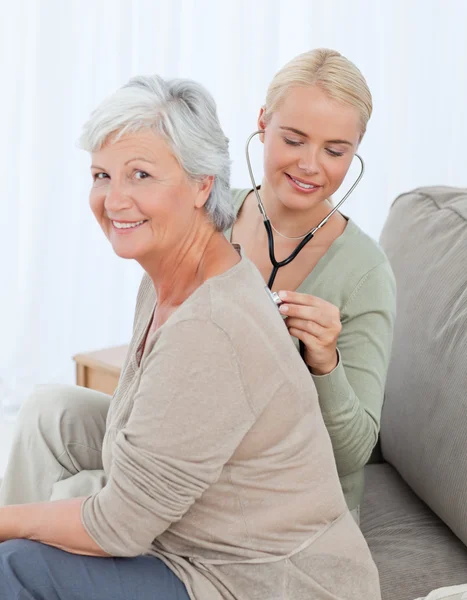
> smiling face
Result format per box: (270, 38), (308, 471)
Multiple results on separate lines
(89, 130), (210, 264)
(259, 85), (361, 213)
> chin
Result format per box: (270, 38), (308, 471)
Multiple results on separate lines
(279, 188), (326, 211)
(110, 243), (145, 261)
(112, 250), (137, 260)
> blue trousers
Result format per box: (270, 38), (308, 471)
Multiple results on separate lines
(0, 539), (190, 600)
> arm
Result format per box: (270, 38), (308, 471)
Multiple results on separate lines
(0, 320), (254, 557)
(0, 498), (108, 556)
(280, 261), (396, 476)
(311, 261), (396, 475)
(81, 319), (255, 557)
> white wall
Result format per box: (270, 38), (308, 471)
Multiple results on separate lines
(1, 0), (466, 416)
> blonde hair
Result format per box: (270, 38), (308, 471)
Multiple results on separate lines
(264, 48), (372, 141)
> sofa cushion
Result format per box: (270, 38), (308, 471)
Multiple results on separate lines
(362, 464), (467, 600)
(379, 186), (467, 545)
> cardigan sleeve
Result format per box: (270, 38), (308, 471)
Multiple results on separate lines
(81, 318), (255, 557)
(312, 260), (396, 477)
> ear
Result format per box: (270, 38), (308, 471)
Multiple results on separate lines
(194, 175), (215, 209)
(257, 106), (267, 143)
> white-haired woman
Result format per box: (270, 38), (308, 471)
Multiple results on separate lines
(0, 75), (380, 598)
(227, 49), (396, 520)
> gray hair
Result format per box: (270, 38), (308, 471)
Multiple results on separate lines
(79, 75), (234, 231)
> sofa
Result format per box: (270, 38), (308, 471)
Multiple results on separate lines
(360, 186), (467, 600)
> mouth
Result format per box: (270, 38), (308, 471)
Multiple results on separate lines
(111, 219), (148, 231)
(285, 173), (322, 192)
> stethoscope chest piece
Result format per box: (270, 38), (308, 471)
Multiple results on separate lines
(247, 129), (365, 358)
(266, 288), (283, 308)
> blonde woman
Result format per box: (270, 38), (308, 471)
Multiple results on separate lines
(226, 48), (396, 520)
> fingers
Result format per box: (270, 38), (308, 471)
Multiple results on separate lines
(278, 290), (325, 307)
(278, 292), (341, 375)
(287, 321), (339, 375)
(285, 318), (335, 343)
(278, 291), (341, 329)
(279, 303), (334, 328)
(285, 317), (327, 339)
(288, 327), (313, 348)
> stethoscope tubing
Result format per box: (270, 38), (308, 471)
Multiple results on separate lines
(245, 129), (365, 289)
(245, 129), (365, 359)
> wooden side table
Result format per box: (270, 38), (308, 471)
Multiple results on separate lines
(73, 345), (128, 396)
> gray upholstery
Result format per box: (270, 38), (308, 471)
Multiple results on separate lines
(378, 186), (467, 545)
(362, 464), (467, 600)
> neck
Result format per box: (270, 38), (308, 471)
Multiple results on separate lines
(141, 220), (238, 312)
(259, 178), (333, 238)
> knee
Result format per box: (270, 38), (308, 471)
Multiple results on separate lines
(0, 538), (37, 556)
(0, 540), (55, 593)
(17, 384), (110, 434)
(17, 384), (77, 432)
(0, 539), (43, 571)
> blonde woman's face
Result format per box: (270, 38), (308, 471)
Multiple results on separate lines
(259, 85), (361, 212)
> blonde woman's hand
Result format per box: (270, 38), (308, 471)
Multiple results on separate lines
(278, 290), (341, 375)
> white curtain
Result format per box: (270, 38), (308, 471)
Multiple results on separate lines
(1, 0), (466, 417)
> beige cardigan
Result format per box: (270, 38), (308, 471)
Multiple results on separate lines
(81, 250), (380, 600)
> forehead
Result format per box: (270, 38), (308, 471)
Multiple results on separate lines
(272, 85), (361, 143)
(93, 129), (173, 162)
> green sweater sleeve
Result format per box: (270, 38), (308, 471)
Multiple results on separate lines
(312, 260), (396, 478)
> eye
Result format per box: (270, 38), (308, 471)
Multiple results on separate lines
(283, 137), (302, 147)
(93, 172), (109, 181)
(326, 149), (345, 158)
(134, 170), (150, 179)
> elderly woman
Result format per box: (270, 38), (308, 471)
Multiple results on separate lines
(0, 75), (380, 599)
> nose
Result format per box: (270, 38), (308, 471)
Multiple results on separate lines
(104, 182), (133, 214)
(297, 145), (320, 175)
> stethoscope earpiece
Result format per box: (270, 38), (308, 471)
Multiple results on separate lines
(245, 130), (365, 357)
(245, 130), (365, 245)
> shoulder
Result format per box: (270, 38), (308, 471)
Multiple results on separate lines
(306, 219), (396, 318)
(169, 254), (271, 334)
(151, 260), (256, 346)
(343, 219), (391, 273)
(132, 272), (156, 332)
(339, 222), (396, 318)
(162, 255), (286, 358)
(147, 257), (311, 412)
(342, 257), (396, 319)
(145, 293), (238, 377)
(231, 188), (252, 215)
(156, 313), (235, 357)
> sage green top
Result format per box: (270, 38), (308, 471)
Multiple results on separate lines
(225, 189), (396, 510)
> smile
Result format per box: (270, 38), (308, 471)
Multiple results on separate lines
(112, 220), (148, 230)
(285, 174), (321, 193)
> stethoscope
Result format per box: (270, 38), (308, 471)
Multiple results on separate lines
(245, 129), (365, 359)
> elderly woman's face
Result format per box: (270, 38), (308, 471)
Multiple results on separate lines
(89, 131), (202, 261)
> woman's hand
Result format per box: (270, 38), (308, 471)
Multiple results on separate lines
(278, 290), (342, 375)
